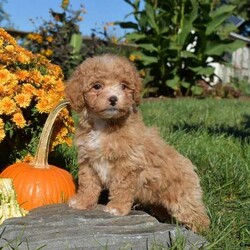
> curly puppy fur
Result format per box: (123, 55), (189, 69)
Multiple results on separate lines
(65, 54), (210, 232)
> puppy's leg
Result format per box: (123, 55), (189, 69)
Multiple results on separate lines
(161, 189), (210, 232)
(69, 164), (102, 210)
(103, 172), (137, 216)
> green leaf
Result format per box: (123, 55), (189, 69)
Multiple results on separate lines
(166, 76), (180, 90)
(70, 33), (82, 55)
(181, 81), (191, 89)
(115, 21), (138, 30)
(205, 40), (246, 56)
(189, 66), (214, 76)
(132, 51), (158, 66)
(206, 5), (236, 35)
(181, 50), (198, 59)
(125, 33), (146, 41)
(191, 85), (203, 95)
(145, 3), (159, 32)
(177, 0), (198, 47)
(210, 5), (235, 18)
(138, 43), (158, 52)
(140, 55), (158, 66)
(206, 14), (232, 35)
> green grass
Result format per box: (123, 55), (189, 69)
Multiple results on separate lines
(140, 98), (250, 249)
(62, 98), (250, 249)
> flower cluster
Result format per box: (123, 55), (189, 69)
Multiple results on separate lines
(0, 28), (74, 162)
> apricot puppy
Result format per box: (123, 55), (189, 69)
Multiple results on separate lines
(65, 54), (210, 232)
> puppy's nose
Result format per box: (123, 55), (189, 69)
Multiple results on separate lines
(109, 95), (118, 106)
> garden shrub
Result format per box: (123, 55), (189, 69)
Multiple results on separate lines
(117, 0), (246, 97)
(0, 28), (74, 170)
(24, 0), (85, 79)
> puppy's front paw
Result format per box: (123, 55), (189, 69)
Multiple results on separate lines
(68, 193), (97, 210)
(103, 202), (131, 216)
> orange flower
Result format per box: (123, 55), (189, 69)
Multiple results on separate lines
(22, 154), (34, 163)
(12, 112), (26, 128)
(5, 44), (15, 52)
(14, 93), (32, 108)
(0, 128), (5, 142)
(0, 97), (16, 115)
(46, 36), (53, 43)
(0, 118), (4, 128)
(0, 68), (12, 84)
(15, 70), (30, 81)
(129, 54), (136, 62)
(0, 28), (74, 151)
(22, 83), (36, 96)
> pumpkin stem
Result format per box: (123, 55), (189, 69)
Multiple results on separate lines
(33, 100), (70, 168)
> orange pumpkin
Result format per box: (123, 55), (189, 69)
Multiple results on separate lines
(0, 101), (76, 211)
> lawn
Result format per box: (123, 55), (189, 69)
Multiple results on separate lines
(140, 98), (250, 249)
(62, 98), (250, 249)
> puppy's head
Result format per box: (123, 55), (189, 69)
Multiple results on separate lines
(65, 54), (142, 119)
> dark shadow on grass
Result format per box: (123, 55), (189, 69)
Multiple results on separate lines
(172, 114), (250, 142)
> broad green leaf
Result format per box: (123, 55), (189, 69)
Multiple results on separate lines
(115, 21), (138, 30)
(166, 76), (180, 90)
(141, 55), (158, 66)
(125, 33), (146, 41)
(133, 51), (158, 66)
(181, 81), (191, 89)
(189, 66), (214, 75)
(210, 5), (235, 18)
(205, 40), (246, 56)
(181, 50), (198, 59)
(145, 3), (159, 32)
(177, 0), (198, 47)
(206, 14), (232, 35)
(138, 43), (158, 52)
(70, 33), (82, 55)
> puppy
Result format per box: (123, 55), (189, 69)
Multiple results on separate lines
(65, 54), (210, 232)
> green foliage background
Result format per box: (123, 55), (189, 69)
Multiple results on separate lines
(117, 0), (246, 97)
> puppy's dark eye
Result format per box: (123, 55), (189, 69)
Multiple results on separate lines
(121, 83), (128, 90)
(92, 83), (102, 90)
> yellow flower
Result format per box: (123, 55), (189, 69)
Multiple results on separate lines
(27, 33), (43, 43)
(46, 36), (53, 43)
(0, 118), (4, 128)
(0, 68), (12, 84)
(22, 154), (34, 163)
(0, 128), (5, 142)
(129, 54), (141, 62)
(129, 54), (136, 62)
(61, 0), (69, 9)
(22, 83), (36, 96)
(14, 93), (32, 108)
(0, 37), (3, 47)
(41, 49), (53, 57)
(12, 112), (26, 128)
(36, 93), (61, 113)
(0, 29), (74, 150)
(0, 28), (17, 45)
(15, 70), (30, 81)
(0, 97), (16, 115)
(5, 44), (15, 52)
(17, 52), (31, 64)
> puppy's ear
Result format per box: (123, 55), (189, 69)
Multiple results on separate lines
(133, 70), (142, 106)
(64, 66), (85, 112)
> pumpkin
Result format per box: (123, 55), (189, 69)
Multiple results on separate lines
(0, 100), (76, 211)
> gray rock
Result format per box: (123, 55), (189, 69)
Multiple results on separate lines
(0, 204), (207, 249)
